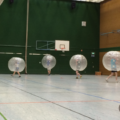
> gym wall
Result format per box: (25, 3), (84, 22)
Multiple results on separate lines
(0, 0), (100, 74)
(100, 0), (120, 75)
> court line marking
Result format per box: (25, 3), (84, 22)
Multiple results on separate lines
(0, 76), (117, 90)
(24, 77), (120, 104)
(0, 80), (94, 120)
(0, 113), (7, 120)
(1, 77), (120, 104)
(0, 100), (120, 105)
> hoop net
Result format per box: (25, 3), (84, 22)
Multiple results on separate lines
(61, 48), (65, 53)
(60, 44), (65, 52)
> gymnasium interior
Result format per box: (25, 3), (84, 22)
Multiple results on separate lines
(0, 0), (120, 120)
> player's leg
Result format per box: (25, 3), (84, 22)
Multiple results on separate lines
(106, 72), (113, 82)
(12, 71), (16, 76)
(76, 71), (78, 79)
(48, 70), (51, 75)
(76, 70), (82, 78)
(77, 72), (82, 78)
(115, 72), (118, 82)
(17, 72), (21, 77)
(76, 71), (82, 79)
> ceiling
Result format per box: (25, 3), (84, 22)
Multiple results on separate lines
(73, 0), (105, 3)
(0, 0), (110, 6)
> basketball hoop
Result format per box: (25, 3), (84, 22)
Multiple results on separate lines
(61, 48), (65, 53)
(55, 40), (69, 52)
(60, 44), (65, 53)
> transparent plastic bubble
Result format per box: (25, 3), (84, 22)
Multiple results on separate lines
(102, 51), (120, 71)
(70, 54), (87, 71)
(8, 57), (25, 72)
(0, 0), (4, 6)
(42, 55), (56, 70)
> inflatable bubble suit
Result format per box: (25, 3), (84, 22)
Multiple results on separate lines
(8, 57), (25, 72)
(70, 54), (87, 71)
(42, 55), (56, 70)
(0, 0), (4, 6)
(102, 51), (120, 71)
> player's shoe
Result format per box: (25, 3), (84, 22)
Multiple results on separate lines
(80, 75), (82, 78)
(76, 77), (78, 79)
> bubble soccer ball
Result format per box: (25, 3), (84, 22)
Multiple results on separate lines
(42, 55), (56, 70)
(102, 51), (120, 71)
(0, 0), (4, 6)
(70, 54), (87, 71)
(8, 57), (25, 72)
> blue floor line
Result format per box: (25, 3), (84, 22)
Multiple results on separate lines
(0, 77), (120, 104)
(0, 78), (24, 88)
(24, 77), (120, 104)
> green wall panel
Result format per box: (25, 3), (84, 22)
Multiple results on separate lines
(0, 0), (27, 45)
(100, 47), (120, 52)
(0, 0), (100, 74)
(0, 0), (26, 73)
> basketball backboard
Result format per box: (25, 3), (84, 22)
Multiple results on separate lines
(55, 40), (69, 51)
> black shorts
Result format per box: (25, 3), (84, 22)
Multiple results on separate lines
(111, 71), (117, 73)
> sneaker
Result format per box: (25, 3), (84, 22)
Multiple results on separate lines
(80, 75), (82, 78)
(76, 77), (78, 79)
(19, 76), (21, 77)
(106, 78), (108, 82)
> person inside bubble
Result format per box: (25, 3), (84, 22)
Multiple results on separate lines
(47, 58), (51, 75)
(76, 57), (82, 79)
(106, 57), (118, 82)
(11, 59), (21, 77)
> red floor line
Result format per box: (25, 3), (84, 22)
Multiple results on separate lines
(0, 100), (120, 104)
